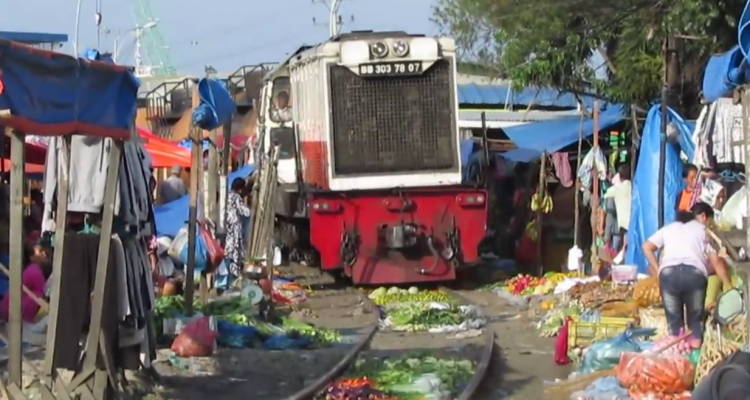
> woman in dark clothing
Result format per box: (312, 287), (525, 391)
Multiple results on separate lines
(225, 178), (251, 277)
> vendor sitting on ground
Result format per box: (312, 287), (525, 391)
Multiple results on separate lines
(149, 236), (184, 296)
(642, 202), (732, 348)
(0, 243), (50, 323)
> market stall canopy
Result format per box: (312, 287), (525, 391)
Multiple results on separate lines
(501, 106), (625, 162)
(0, 160), (44, 174)
(0, 39), (138, 139)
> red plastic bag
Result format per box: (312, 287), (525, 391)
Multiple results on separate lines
(170, 317), (217, 357)
(199, 222), (224, 272)
(554, 317), (571, 365)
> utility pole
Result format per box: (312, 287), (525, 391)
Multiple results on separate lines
(312, 0), (354, 38)
(658, 36), (676, 228)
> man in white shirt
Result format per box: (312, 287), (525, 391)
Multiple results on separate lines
(604, 164), (632, 253)
(272, 91), (292, 122)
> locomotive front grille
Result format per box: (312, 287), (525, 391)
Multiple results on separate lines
(328, 59), (457, 176)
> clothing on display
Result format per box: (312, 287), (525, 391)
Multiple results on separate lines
(41, 134), (158, 371)
(712, 98), (745, 164)
(551, 152), (573, 188)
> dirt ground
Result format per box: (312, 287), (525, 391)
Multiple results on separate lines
(128, 266), (571, 400)
(146, 265), (377, 400)
(456, 289), (572, 400)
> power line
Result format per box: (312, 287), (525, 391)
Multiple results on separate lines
(172, 29), (317, 70)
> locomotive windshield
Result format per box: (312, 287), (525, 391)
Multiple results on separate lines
(270, 77), (292, 123)
(271, 127), (296, 159)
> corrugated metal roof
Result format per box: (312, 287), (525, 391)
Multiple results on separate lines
(0, 31), (68, 44)
(457, 82), (595, 109)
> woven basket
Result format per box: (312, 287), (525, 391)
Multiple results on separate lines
(638, 308), (669, 339)
(694, 315), (747, 385)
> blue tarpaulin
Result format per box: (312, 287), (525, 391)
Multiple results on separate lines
(626, 105), (695, 273)
(0, 40), (138, 139)
(500, 106), (625, 162)
(192, 78), (236, 131)
(154, 164), (256, 237)
(178, 138), (210, 152)
(702, 46), (747, 102)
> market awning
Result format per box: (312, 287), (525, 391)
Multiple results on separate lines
(137, 127), (191, 168)
(501, 106), (625, 162)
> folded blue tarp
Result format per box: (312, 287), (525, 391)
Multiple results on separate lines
(0, 40), (138, 139)
(154, 163), (256, 237)
(625, 105), (694, 273)
(702, 46), (747, 103)
(192, 78), (236, 131)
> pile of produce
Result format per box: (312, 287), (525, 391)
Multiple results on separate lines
(569, 282), (633, 308)
(154, 295), (341, 348)
(633, 277), (662, 307)
(369, 287), (455, 306)
(537, 302), (583, 337)
(504, 272), (577, 296)
(319, 355), (474, 400)
(385, 303), (468, 332)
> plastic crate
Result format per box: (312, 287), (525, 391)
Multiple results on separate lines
(612, 264), (638, 283)
(567, 316), (635, 348)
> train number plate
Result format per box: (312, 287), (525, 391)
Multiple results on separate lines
(358, 62), (423, 76)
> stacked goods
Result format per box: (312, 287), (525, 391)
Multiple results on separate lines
(504, 272), (575, 296)
(638, 308), (669, 339)
(598, 301), (640, 318)
(633, 277), (662, 307)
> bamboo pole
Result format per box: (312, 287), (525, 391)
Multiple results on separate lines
(573, 113), (584, 277)
(591, 102), (601, 275)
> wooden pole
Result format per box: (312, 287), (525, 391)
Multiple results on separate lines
(591, 102), (601, 274)
(573, 114), (584, 277)
(185, 124), (201, 315)
(220, 121), (232, 229)
(741, 87), (750, 348)
(44, 136), (71, 377)
(7, 128), (25, 386)
(535, 153), (546, 276)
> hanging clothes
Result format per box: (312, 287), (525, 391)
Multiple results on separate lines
(551, 152), (573, 187)
(712, 98), (745, 164)
(576, 148), (608, 191)
(51, 233), (120, 370)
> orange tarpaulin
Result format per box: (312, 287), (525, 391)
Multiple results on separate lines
(0, 160), (45, 174)
(137, 127), (192, 168)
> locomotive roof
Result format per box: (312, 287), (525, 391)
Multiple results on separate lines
(330, 30), (426, 41)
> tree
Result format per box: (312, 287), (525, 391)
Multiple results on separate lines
(433, 0), (745, 115)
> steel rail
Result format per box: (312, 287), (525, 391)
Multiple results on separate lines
(283, 287), (495, 400)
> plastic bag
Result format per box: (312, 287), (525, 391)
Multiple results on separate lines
(262, 334), (312, 350)
(390, 373), (450, 400)
(216, 320), (258, 349)
(168, 227), (189, 259)
(615, 352), (695, 398)
(579, 328), (653, 374)
(179, 232), (209, 272)
(570, 377), (629, 400)
(171, 316), (217, 357)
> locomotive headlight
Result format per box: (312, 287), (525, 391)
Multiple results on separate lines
(370, 41), (389, 58)
(392, 40), (409, 57)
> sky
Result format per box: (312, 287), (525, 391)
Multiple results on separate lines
(1, 0), (438, 75)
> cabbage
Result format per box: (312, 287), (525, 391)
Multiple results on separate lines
(387, 287), (401, 294)
(408, 287), (419, 294)
(369, 287), (388, 299)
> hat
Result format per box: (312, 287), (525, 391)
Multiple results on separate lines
(170, 165), (182, 175)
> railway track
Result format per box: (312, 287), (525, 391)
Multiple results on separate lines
(280, 285), (496, 400)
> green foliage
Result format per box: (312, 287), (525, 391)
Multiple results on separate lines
(433, 0), (744, 111)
